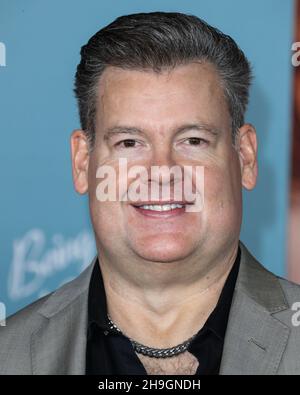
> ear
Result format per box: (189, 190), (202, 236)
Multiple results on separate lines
(70, 130), (89, 194)
(237, 124), (258, 190)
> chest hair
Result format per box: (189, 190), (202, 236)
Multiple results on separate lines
(137, 350), (199, 375)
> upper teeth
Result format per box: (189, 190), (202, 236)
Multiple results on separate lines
(138, 204), (184, 211)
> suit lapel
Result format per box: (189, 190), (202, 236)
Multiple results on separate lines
(219, 290), (290, 375)
(31, 261), (96, 375)
(31, 294), (88, 374)
(220, 243), (290, 375)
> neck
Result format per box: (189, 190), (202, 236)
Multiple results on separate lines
(98, 242), (239, 348)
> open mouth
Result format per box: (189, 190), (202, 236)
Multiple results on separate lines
(131, 202), (193, 216)
(135, 203), (184, 211)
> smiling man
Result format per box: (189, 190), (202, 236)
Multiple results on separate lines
(1, 12), (300, 375)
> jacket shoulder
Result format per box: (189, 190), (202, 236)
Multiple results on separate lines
(278, 276), (300, 307)
(0, 260), (95, 374)
(0, 294), (52, 374)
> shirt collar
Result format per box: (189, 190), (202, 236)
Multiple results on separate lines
(203, 246), (240, 340)
(88, 259), (110, 331)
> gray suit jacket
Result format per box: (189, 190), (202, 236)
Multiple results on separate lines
(1, 242), (300, 375)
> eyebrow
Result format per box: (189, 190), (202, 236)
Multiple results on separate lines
(103, 126), (146, 141)
(103, 123), (221, 140)
(174, 123), (221, 136)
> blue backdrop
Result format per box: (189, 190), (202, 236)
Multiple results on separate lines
(0, 0), (295, 317)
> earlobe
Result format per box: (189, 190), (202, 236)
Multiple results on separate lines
(238, 124), (258, 190)
(70, 129), (90, 194)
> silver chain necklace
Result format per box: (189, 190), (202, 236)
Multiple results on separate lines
(107, 315), (197, 359)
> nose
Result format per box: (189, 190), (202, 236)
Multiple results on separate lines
(147, 142), (178, 180)
(146, 143), (183, 202)
(150, 143), (176, 167)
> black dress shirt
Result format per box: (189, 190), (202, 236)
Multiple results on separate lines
(86, 247), (240, 375)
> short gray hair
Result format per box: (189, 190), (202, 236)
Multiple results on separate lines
(74, 12), (252, 147)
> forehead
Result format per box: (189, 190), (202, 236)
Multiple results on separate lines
(95, 62), (230, 131)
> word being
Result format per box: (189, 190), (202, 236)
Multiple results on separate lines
(8, 229), (95, 301)
(0, 42), (6, 67)
(291, 42), (300, 67)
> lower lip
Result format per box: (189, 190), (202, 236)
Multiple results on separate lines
(132, 205), (187, 218)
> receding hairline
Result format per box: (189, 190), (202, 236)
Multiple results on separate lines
(92, 60), (229, 130)
(95, 59), (222, 87)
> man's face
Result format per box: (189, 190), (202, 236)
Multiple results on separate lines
(71, 62), (257, 265)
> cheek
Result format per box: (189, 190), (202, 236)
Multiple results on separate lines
(89, 200), (127, 251)
(87, 158), (123, 235)
(204, 155), (242, 217)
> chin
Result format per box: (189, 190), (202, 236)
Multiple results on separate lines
(130, 236), (196, 263)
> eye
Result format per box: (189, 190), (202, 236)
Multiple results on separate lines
(115, 139), (140, 148)
(184, 137), (208, 146)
